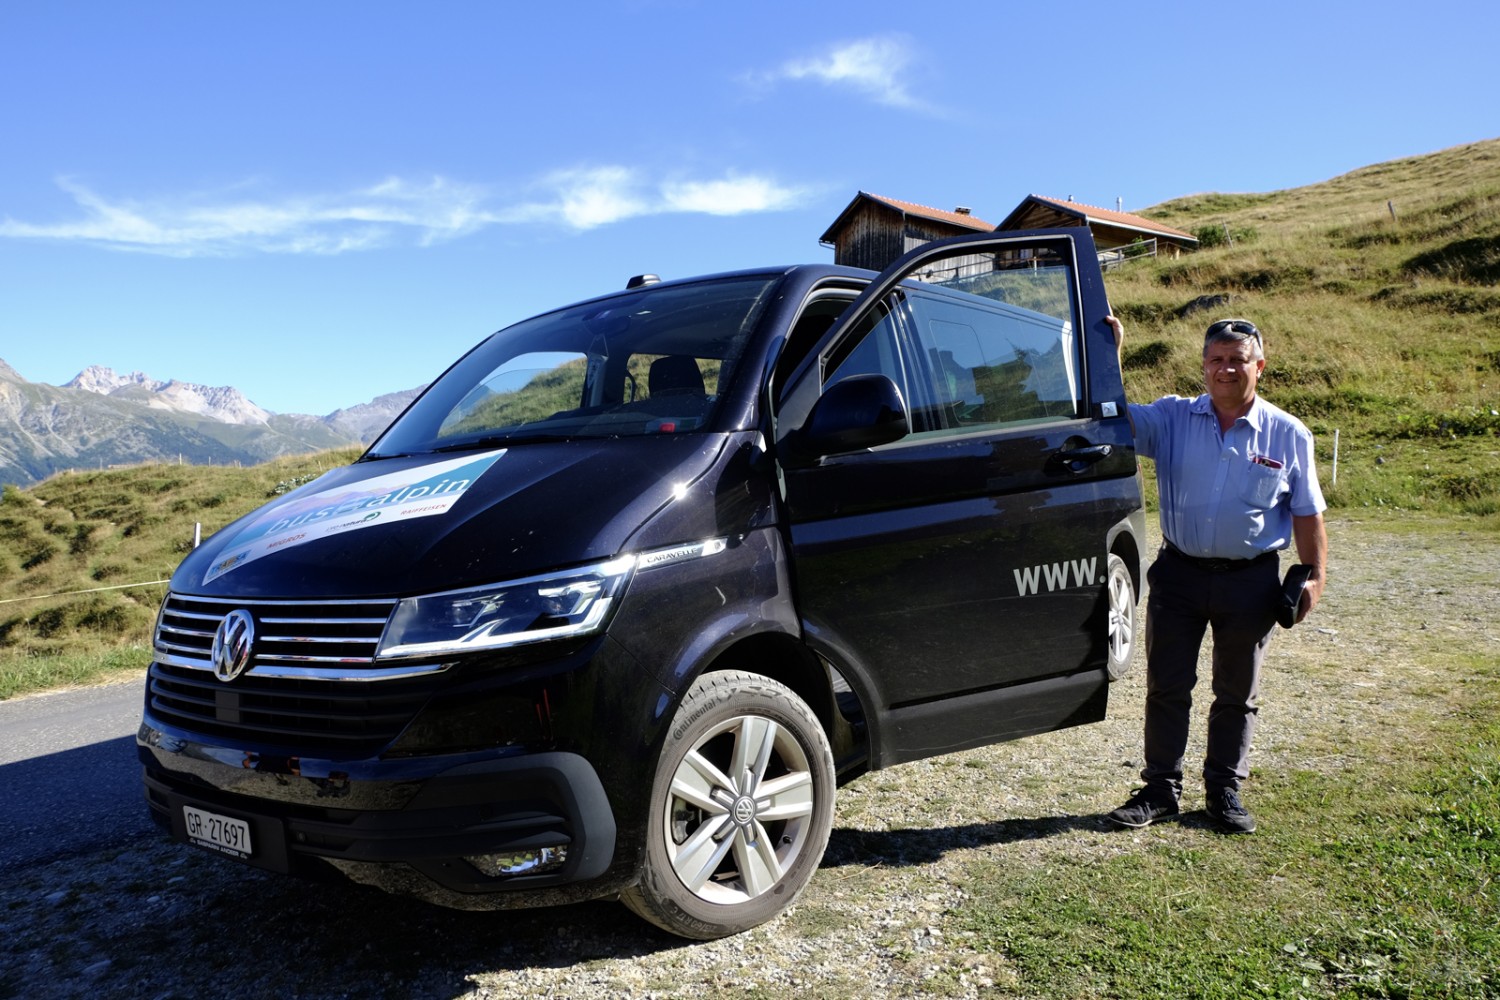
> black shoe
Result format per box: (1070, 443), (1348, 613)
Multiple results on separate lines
(1206, 787), (1257, 834)
(1107, 788), (1179, 828)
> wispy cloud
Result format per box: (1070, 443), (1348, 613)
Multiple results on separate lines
(749, 35), (937, 114)
(510, 167), (807, 229)
(0, 169), (809, 257)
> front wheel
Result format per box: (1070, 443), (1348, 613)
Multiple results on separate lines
(621, 670), (835, 939)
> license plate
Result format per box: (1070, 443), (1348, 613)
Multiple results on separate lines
(183, 805), (253, 859)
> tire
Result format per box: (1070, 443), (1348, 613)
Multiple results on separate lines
(1106, 552), (1138, 681)
(621, 670), (835, 939)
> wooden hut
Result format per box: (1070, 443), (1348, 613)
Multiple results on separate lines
(819, 191), (1199, 272)
(819, 193), (994, 271)
(996, 195), (1199, 264)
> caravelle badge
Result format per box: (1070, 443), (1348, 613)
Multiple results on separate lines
(210, 609), (256, 682)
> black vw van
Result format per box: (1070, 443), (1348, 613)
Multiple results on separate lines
(139, 228), (1145, 939)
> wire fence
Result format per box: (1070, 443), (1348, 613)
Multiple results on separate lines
(0, 579), (170, 606)
(1097, 238), (1160, 271)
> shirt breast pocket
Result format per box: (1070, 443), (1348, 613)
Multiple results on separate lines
(1239, 461), (1286, 509)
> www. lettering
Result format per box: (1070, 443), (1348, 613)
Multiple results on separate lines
(1013, 557), (1098, 596)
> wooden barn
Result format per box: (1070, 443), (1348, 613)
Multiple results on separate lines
(995, 195), (1199, 265)
(819, 191), (1198, 271)
(818, 193), (994, 272)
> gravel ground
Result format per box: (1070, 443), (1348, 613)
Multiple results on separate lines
(2, 516), (1496, 1000)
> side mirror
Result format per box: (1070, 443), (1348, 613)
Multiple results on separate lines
(794, 374), (909, 462)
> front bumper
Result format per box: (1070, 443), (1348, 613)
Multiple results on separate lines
(139, 731), (619, 903)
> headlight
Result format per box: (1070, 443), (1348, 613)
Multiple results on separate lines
(376, 556), (636, 660)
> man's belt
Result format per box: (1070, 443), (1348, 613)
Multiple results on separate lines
(1163, 541), (1278, 573)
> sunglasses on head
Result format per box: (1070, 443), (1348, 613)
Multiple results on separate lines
(1204, 319), (1262, 345)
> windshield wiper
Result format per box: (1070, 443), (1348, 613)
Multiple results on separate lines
(427, 433), (574, 453)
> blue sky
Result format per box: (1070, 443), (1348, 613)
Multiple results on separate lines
(2, 1), (1494, 416)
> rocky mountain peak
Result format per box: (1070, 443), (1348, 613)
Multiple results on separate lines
(67, 365), (165, 394)
(66, 365), (272, 426)
(0, 358), (421, 487)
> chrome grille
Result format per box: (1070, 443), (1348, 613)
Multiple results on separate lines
(149, 592), (447, 754)
(155, 593), (407, 678)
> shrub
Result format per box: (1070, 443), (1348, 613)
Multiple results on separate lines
(1238, 264), (1315, 291)
(1113, 301), (1176, 325)
(20, 542), (56, 571)
(1122, 340), (1174, 371)
(1402, 235), (1500, 284)
(69, 523), (100, 556)
(1194, 223), (1258, 248)
(1392, 408), (1500, 439)
(76, 600), (142, 634)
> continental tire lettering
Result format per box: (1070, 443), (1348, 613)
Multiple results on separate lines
(1013, 557), (1099, 596)
(671, 687), (735, 741)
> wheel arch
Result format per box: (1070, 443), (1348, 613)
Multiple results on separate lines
(1107, 508), (1147, 598)
(695, 631), (870, 783)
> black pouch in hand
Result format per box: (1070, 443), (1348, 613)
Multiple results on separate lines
(1277, 563), (1314, 629)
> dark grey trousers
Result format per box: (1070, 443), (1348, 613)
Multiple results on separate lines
(1141, 547), (1281, 798)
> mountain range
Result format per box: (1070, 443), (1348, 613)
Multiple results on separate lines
(0, 357), (422, 487)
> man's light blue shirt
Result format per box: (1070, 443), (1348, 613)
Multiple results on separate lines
(1129, 394), (1326, 560)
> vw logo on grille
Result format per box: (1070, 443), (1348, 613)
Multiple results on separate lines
(210, 609), (256, 683)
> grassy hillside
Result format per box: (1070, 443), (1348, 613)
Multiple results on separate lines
(0, 448), (362, 696)
(1111, 137), (1500, 516)
(2, 139), (1498, 697)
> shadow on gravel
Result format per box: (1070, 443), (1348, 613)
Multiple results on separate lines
(78, 859), (694, 999)
(10, 807), (1170, 998)
(5, 745), (1113, 997)
(823, 813), (1108, 869)
(0, 735), (151, 874)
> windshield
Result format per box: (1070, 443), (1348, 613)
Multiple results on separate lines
(369, 275), (779, 457)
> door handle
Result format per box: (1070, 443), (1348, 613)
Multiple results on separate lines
(1053, 443), (1113, 473)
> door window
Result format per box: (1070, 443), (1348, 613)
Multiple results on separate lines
(810, 244), (1082, 442)
(896, 248), (1081, 437)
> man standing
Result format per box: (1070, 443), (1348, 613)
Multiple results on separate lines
(1106, 316), (1327, 834)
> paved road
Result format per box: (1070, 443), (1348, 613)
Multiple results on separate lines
(0, 678), (150, 873)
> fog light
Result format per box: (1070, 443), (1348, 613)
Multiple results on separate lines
(466, 845), (568, 877)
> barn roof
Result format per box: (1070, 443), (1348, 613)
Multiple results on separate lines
(996, 195), (1197, 244)
(818, 191), (995, 245)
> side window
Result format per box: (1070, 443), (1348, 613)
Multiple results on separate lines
(774, 294), (854, 396)
(777, 238), (1085, 453)
(825, 306), (899, 385)
(823, 302), (939, 432)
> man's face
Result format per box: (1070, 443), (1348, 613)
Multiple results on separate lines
(1202, 338), (1264, 411)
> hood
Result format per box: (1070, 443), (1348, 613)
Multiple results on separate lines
(173, 435), (739, 599)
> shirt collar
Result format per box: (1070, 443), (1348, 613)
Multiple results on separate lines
(1191, 393), (1266, 431)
